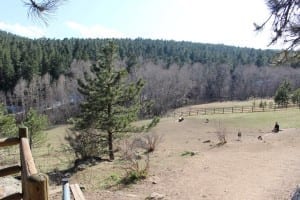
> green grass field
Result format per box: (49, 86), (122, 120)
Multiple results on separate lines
(194, 108), (300, 129)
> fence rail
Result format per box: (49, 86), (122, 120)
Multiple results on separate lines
(171, 103), (300, 118)
(0, 127), (49, 200)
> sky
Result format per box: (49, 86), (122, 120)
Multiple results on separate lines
(0, 0), (286, 50)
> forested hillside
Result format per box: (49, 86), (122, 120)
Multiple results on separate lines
(0, 30), (281, 91)
(0, 30), (299, 122)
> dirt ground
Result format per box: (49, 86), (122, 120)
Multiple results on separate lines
(68, 117), (300, 200)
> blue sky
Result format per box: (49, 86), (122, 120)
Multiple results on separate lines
(0, 0), (286, 49)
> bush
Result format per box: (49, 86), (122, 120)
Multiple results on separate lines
(66, 128), (107, 159)
(268, 101), (273, 108)
(102, 173), (122, 189)
(291, 88), (300, 105)
(23, 108), (48, 147)
(118, 135), (153, 185)
(0, 103), (17, 137)
(120, 164), (148, 185)
(133, 132), (163, 153)
(259, 100), (264, 108)
(259, 100), (267, 108)
(215, 121), (227, 146)
(274, 80), (292, 106)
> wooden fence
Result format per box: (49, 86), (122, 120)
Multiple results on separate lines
(171, 103), (300, 118)
(0, 127), (49, 200)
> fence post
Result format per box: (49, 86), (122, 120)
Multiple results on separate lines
(242, 106), (243, 113)
(19, 127), (28, 200)
(19, 127), (28, 139)
(27, 173), (49, 200)
(19, 127), (49, 200)
(232, 107), (233, 113)
(252, 106), (254, 112)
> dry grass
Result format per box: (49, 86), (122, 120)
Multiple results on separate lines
(176, 98), (274, 111)
(215, 120), (227, 145)
(2, 100), (300, 199)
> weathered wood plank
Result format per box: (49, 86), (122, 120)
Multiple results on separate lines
(70, 184), (86, 200)
(0, 192), (22, 200)
(0, 137), (19, 147)
(20, 137), (37, 177)
(0, 165), (21, 177)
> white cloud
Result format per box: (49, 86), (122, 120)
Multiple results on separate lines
(66, 21), (125, 39)
(0, 21), (46, 38)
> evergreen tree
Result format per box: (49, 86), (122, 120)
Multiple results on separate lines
(0, 103), (17, 137)
(23, 108), (48, 148)
(76, 42), (145, 160)
(274, 80), (292, 106)
(291, 88), (300, 106)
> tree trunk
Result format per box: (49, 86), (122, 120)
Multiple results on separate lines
(108, 131), (114, 160)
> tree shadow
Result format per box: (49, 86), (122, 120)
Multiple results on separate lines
(47, 156), (109, 185)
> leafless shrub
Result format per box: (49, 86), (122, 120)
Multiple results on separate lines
(215, 121), (227, 146)
(132, 132), (163, 153)
(123, 152), (149, 173)
(118, 138), (140, 161)
(120, 153), (149, 185)
(118, 137), (150, 185)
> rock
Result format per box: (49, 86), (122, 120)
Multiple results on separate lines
(149, 176), (160, 184)
(64, 172), (71, 178)
(145, 192), (165, 200)
(203, 140), (211, 143)
(257, 136), (263, 140)
(77, 164), (88, 171)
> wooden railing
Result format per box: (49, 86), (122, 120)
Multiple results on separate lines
(171, 103), (300, 118)
(0, 127), (49, 200)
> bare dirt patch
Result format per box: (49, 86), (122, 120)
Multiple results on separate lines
(76, 117), (300, 200)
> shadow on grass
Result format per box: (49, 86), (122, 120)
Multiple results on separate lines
(47, 156), (109, 185)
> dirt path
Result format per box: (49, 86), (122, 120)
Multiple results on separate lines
(83, 118), (300, 199)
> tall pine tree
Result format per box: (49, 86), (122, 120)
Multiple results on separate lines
(274, 80), (292, 106)
(76, 42), (144, 160)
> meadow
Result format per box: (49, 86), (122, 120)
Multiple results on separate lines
(2, 100), (300, 199)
